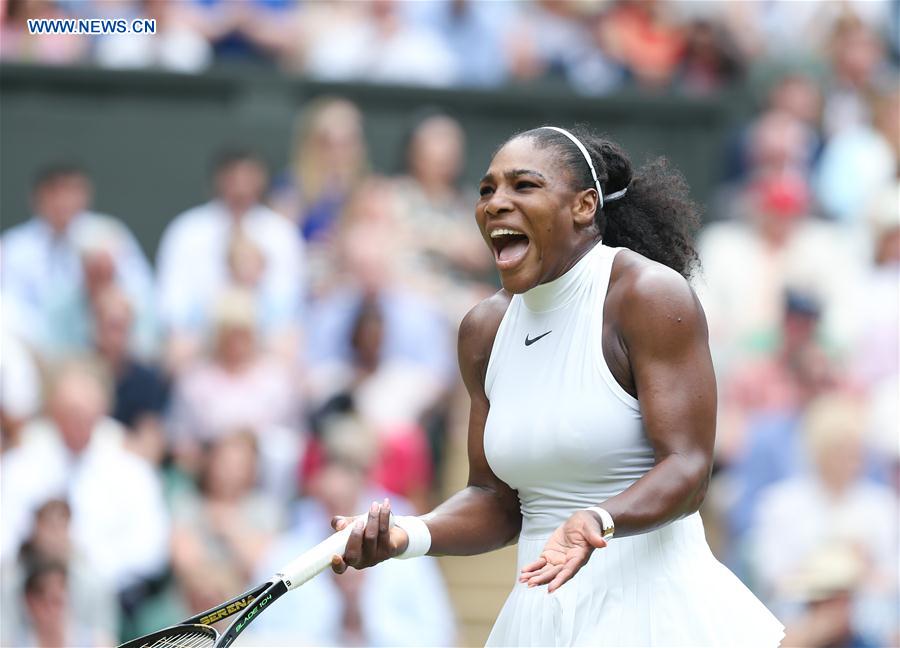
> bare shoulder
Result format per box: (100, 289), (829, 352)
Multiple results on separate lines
(608, 249), (707, 346)
(458, 289), (512, 393)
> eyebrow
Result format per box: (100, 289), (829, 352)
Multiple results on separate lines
(479, 168), (548, 184)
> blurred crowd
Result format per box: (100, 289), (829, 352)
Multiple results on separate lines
(1, 2), (899, 648)
(1, 0), (898, 96)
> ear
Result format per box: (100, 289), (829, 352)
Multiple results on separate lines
(571, 189), (599, 229)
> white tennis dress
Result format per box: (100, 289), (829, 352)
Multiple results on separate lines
(483, 243), (784, 647)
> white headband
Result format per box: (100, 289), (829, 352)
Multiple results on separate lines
(540, 126), (628, 209)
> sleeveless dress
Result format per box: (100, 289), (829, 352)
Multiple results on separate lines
(483, 243), (784, 647)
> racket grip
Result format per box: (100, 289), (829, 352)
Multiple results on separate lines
(276, 523), (355, 591)
(276, 514), (393, 591)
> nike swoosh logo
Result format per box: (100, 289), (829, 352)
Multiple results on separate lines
(524, 331), (552, 346)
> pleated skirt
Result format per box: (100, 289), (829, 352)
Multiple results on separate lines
(486, 514), (784, 647)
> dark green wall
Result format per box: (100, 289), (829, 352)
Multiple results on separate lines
(1, 63), (735, 260)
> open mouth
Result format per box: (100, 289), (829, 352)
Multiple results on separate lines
(490, 228), (531, 270)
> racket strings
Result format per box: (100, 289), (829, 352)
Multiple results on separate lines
(143, 630), (215, 648)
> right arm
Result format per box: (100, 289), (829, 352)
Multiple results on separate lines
(333, 293), (521, 570)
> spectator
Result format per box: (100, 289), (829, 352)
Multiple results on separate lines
(299, 0), (459, 86)
(167, 288), (301, 492)
(779, 545), (886, 648)
(156, 149), (304, 372)
(270, 97), (369, 246)
(170, 432), (281, 589)
(673, 18), (743, 95)
(175, 0), (295, 66)
(1, 500), (118, 647)
(822, 14), (889, 137)
(1, 164), (156, 360)
(306, 180), (456, 390)
(849, 180), (900, 387)
(0, 325), (42, 450)
(246, 432), (455, 646)
(815, 89), (898, 224)
(505, 0), (619, 92)
(92, 285), (169, 466)
(697, 169), (860, 375)
(717, 290), (837, 465)
(93, 0), (212, 73)
(749, 393), (898, 645)
(401, 0), (512, 87)
(0, 0), (88, 65)
(0, 360), (169, 593)
(600, 0), (686, 90)
(390, 113), (493, 323)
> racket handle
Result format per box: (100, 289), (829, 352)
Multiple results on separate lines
(276, 514), (393, 591)
(276, 523), (354, 590)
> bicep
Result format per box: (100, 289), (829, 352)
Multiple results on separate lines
(626, 283), (716, 464)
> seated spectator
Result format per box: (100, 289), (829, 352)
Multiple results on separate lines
(697, 170), (862, 376)
(306, 194), (456, 399)
(749, 393), (898, 646)
(167, 289), (301, 488)
(1, 500), (117, 647)
(779, 545), (891, 648)
(673, 18), (744, 95)
(170, 432), (281, 589)
(175, 0), (296, 66)
(0, 0), (88, 64)
(391, 113), (493, 292)
(400, 0), (512, 87)
(0, 325), (42, 450)
(600, 0), (686, 90)
(504, 0), (620, 92)
(156, 150), (304, 372)
(717, 290), (836, 464)
(1, 164), (156, 360)
(815, 90), (897, 224)
(270, 97), (369, 248)
(93, 0), (212, 73)
(849, 181), (900, 386)
(0, 360), (169, 594)
(245, 434), (455, 646)
(92, 285), (170, 466)
(299, 0), (459, 86)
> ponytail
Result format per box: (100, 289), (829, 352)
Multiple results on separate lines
(517, 127), (701, 279)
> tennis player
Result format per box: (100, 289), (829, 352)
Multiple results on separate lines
(332, 126), (784, 646)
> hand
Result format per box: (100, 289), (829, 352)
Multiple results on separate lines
(519, 510), (607, 593)
(330, 498), (409, 574)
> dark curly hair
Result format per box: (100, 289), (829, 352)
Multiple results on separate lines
(512, 126), (701, 279)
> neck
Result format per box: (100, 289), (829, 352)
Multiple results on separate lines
(522, 238), (603, 312)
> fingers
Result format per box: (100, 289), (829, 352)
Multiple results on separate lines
(338, 500), (394, 571)
(547, 556), (587, 593)
(330, 554), (347, 575)
(520, 556), (547, 575)
(343, 518), (365, 568)
(361, 501), (381, 564)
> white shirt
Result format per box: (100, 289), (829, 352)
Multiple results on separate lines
(750, 476), (899, 599)
(0, 418), (170, 590)
(155, 201), (304, 336)
(1, 212), (156, 357)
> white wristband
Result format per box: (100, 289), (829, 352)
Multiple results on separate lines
(584, 506), (615, 540)
(393, 515), (431, 559)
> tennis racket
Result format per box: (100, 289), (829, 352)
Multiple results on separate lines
(119, 518), (364, 648)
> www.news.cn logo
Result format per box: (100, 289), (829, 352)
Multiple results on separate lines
(27, 18), (157, 35)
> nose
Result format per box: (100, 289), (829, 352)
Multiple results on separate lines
(483, 187), (513, 218)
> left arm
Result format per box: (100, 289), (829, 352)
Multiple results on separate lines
(522, 264), (716, 591)
(592, 266), (716, 535)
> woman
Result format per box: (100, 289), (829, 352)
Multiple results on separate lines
(332, 126), (784, 646)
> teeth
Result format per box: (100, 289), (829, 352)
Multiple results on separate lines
(490, 228), (525, 238)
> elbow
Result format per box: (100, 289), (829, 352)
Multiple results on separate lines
(677, 452), (713, 516)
